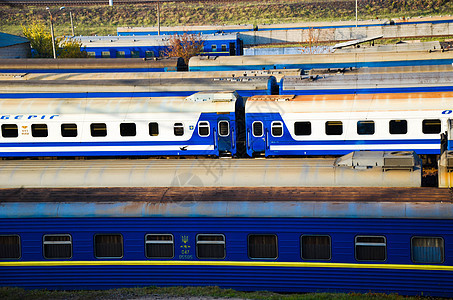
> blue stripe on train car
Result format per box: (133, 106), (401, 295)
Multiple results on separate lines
(0, 216), (452, 296)
(0, 68), (166, 74)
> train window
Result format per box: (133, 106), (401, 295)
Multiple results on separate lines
(196, 234), (225, 259)
(101, 51), (110, 58)
(120, 123), (136, 137)
(422, 119), (441, 134)
(31, 124), (48, 138)
(174, 123), (184, 136)
(43, 234), (72, 259)
(87, 52), (96, 58)
(357, 121), (375, 135)
(198, 121), (210, 137)
(301, 235), (331, 260)
(145, 234), (174, 259)
(294, 121), (311, 136)
(61, 123), (78, 137)
(355, 236), (386, 261)
(117, 51), (126, 58)
(94, 234), (123, 258)
(389, 120), (407, 135)
(91, 123), (107, 137)
(221, 44), (227, 51)
(326, 121), (343, 135)
(131, 51), (140, 58)
(0, 235), (20, 259)
(248, 234), (277, 259)
(145, 51), (155, 58)
(212, 45), (217, 52)
(252, 121), (263, 137)
(149, 122), (159, 136)
(411, 237), (444, 263)
(1, 124), (18, 138)
(271, 121), (283, 137)
(218, 121), (229, 137)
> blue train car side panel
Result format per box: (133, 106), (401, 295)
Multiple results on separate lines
(1, 217), (452, 297)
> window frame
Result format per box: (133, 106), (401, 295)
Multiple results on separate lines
(43, 234), (73, 259)
(218, 121), (230, 137)
(61, 123), (78, 138)
(0, 234), (21, 260)
(325, 121), (343, 136)
(31, 124), (48, 138)
(90, 123), (107, 137)
(196, 234), (226, 259)
(94, 234), (124, 259)
(411, 236), (445, 264)
(198, 121), (210, 137)
(120, 122), (137, 137)
(300, 234), (332, 261)
(247, 234), (278, 260)
(354, 235), (387, 262)
(357, 120), (375, 135)
(389, 120), (408, 135)
(174, 123), (184, 136)
(294, 121), (312, 136)
(422, 119), (441, 134)
(149, 122), (159, 136)
(252, 121), (264, 137)
(1, 124), (18, 138)
(145, 234), (174, 259)
(271, 121), (283, 137)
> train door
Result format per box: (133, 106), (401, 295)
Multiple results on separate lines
(217, 119), (234, 155)
(248, 121), (266, 155)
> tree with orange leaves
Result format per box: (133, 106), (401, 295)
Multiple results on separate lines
(162, 33), (204, 64)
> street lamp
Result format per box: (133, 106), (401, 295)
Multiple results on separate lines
(46, 7), (57, 59)
(60, 7), (75, 37)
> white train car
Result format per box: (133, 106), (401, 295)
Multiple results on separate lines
(245, 93), (452, 157)
(0, 91), (239, 157)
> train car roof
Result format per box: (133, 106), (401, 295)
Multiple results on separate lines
(0, 57), (185, 70)
(0, 76), (274, 94)
(0, 152), (421, 188)
(281, 72), (453, 90)
(245, 92), (453, 114)
(0, 186), (452, 219)
(0, 92), (238, 115)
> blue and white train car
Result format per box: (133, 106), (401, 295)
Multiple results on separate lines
(0, 91), (239, 157)
(245, 93), (452, 157)
(0, 186), (452, 296)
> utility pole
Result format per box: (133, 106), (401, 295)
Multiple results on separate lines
(157, 0), (161, 36)
(46, 7), (57, 59)
(355, 0), (358, 27)
(70, 11), (75, 36)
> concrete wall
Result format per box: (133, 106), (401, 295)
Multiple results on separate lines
(240, 22), (453, 45)
(0, 42), (31, 59)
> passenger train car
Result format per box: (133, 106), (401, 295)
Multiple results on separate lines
(0, 92), (239, 157)
(74, 33), (243, 59)
(0, 186), (452, 296)
(0, 88), (451, 158)
(245, 93), (452, 157)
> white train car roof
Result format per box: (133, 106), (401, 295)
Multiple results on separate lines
(0, 69), (301, 82)
(0, 92), (238, 116)
(282, 71), (453, 91)
(245, 93), (453, 114)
